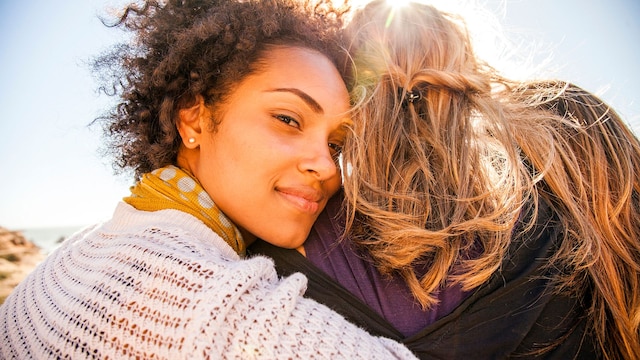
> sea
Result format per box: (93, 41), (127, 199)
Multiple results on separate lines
(21, 226), (86, 255)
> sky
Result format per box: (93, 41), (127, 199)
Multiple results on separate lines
(0, 0), (639, 230)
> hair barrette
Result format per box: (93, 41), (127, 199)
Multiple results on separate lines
(399, 87), (422, 108)
(406, 89), (422, 103)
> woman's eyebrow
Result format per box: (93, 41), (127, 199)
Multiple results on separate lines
(267, 88), (324, 114)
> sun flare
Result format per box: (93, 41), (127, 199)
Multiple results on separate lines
(386, 0), (412, 7)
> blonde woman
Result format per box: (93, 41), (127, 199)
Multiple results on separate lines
(251, 1), (640, 358)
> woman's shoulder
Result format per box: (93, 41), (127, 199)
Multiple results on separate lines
(47, 202), (278, 293)
(99, 202), (241, 259)
(502, 197), (564, 275)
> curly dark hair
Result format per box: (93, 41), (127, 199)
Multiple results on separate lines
(93, 0), (350, 179)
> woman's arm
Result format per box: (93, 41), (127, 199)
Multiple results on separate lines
(195, 254), (416, 359)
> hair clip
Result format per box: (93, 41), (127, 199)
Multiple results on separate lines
(399, 87), (423, 108)
(406, 89), (422, 103)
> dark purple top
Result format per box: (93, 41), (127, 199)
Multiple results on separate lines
(249, 196), (598, 357)
(304, 193), (471, 337)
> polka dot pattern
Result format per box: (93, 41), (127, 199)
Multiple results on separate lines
(124, 165), (245, 254)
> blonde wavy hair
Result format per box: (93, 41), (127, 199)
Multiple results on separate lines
(513, 80), (640, 359)
(341, 1), (640, 359)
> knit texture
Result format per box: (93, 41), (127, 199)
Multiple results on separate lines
(0, 203), (416, 359)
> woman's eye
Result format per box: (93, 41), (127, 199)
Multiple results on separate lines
(275, 114), (300, 128)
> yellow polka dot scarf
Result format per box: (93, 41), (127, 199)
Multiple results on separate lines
(124, 165), (245, 255)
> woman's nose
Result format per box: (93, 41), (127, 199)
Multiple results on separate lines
(298, 141), (338, 181)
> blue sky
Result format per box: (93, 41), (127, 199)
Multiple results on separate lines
(1, 0), (639, 229)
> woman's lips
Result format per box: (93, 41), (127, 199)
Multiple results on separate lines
(276, 186), (323, 214)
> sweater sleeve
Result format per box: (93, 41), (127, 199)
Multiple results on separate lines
(192, 254), (417, 359)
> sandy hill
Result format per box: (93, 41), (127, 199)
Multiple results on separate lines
(0, 226), (46, 304)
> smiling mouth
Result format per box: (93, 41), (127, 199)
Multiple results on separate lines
(276, 188), (322, 214)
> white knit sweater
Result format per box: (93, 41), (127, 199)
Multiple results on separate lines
(0, 203), (416, 359)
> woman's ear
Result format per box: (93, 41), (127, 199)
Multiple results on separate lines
(177, 94), (206, 148)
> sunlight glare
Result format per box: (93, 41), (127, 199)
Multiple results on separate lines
(386, 0), (412, 8)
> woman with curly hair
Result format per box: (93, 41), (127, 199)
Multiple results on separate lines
(250, 1), (640, 358)
(0, 0), (418, 358)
